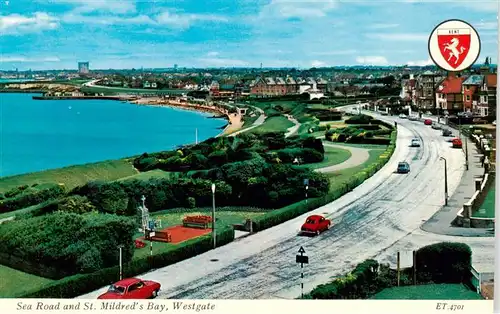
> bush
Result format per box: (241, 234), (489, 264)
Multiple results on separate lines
(18, 227), (235, 298)
(415, 242), (472, 284)
(186, 197), (196, 208)
(0, 184), (66, 214)
(0, 212), (136, 279)
(345, 114), (373, 124)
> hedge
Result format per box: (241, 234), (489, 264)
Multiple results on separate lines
(16, 226), (235, 298)
(0, 184), (66, 214)
(415, 242), (472, 284)
(252, 128), (397, 232)
(305, 242), (473, 299)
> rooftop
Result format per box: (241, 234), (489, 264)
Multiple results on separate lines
(463, 75), (484, 86)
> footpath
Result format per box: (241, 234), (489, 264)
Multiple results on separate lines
(420, 119), (493, 237)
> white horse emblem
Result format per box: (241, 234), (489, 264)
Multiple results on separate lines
(443, 38), (466, 65)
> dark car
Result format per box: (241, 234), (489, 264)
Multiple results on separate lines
(442, 129), (453, 137)
(300, 215), (331, 236)
(97, 278), (161, 299)
(397, 161), (410, 174)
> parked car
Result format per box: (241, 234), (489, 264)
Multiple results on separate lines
(452, 138), (463, 148)
(397, 161), (410, 174)
(408, 116), (418, 121)
(442, 129), (453, 136)
(431, 123), (442, 130)
(381, 112), (389, 116)
(300, 215), (331, 236)
(97, 278), (161, 299)
(424, 119), (432, 125)
(410, 138), (420, 147)
(425, 111), (432, 115)
(399, 114), (407, 119)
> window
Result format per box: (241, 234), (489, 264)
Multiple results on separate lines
(465, 86), (469, 91)
(466, 95), (470, 101)
(127, 282), (144, 293)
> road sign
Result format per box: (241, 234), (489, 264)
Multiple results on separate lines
(303, 179), (309, 186)
(428, 19), (481, 72)
(296, 246), (308, 299)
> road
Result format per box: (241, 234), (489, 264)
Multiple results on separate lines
(229, 106), (267, 136)
(78, 109), (494, 300)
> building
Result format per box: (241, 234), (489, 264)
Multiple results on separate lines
(477, 73), (497, 117)
(462, 74), (484, 113)
(78, 62), (89, 74)
(435, 72), (466, 113)
(400, 74), (417, 107)
(416, 71), (442, 111)
(250, 77), (286, 96)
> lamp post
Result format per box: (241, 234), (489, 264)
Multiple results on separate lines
(440, 157), (448, 206)
(211, 183), (216, 249)
(305, 185), (309, 204)
(118, 245), (124, 280)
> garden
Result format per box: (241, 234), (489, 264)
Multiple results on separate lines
(0, 112), (397, 298)
(305, 242), (481, 300)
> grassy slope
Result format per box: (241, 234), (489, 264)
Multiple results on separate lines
(371, 284), (482, 300)
(0, 160), (137, 193)
(0, 265), (54, 298)
(250, 116), (294, 134)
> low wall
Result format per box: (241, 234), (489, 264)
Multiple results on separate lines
(452, 173), (495, 229)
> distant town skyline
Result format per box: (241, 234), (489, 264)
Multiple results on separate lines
(0, 0), (498, 71)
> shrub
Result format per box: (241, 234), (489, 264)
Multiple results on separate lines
(0, 184), (66, 214)
(415, 242), (472, 284)
(186, 197), (196, 208)
(18, 227), (235, 298)
(345, 114), (373, 124)
(0, 212), (136, 279)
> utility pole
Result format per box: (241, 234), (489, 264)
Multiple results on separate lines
(118, 245), (123, 280)
(413, 250), (417, 285)
(211, 183), (216, 249)
(440, 157), (448, 206)
(494, 2), (500, 311)
(195, 128), (198, 145)
(465, 135), (469, 170)
(397, 251), (401, 286)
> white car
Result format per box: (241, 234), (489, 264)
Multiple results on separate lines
(399, 114), (407, 119)
(410, 138), (420, 147)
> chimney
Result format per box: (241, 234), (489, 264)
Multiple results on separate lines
(447, 71), (457, 78)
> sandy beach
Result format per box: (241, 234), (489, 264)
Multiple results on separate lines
(132, 97), (244, 135)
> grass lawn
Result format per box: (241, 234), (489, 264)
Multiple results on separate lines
(319, 120), (348, 127)
(0, 160), (137, 194)
(297, 146), (352, 170)
(325, 148), (387, 192)
(241, 115), (260, 128)
(371, 284), (482, 300)
(133, 208), (267, 259)
(325, 142), (389, 150)
(116, 169), (174, 182)
(0, 265), (54, 298)
(250, 116), (294, 134)
(473, 185), (495, 218)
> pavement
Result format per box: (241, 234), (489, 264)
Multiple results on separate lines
(284, 115), (301, 138)
(316, 143), (370, 173)
(78, 111), (494, 299)
(420, 123), (492, 237)
(228, 106), (266, 137)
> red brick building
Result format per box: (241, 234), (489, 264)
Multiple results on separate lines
(250, 77), (287, 96)
(462, 75), (484, 112)
(435, 73), (466, 113)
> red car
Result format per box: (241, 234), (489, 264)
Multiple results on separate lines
(97, 278), (161, 299)
(452, 138), (463, 148)
(424, 119), (432, 125)
(300, 215), (331, 235)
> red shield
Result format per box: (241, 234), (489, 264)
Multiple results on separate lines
(437, 30), (471, 69)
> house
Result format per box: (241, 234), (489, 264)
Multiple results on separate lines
(462, 74), (483, 112)
(416, 71), (444, 110)
(209, 81), (220, 97)
(315, 78), (328, 92)
(303, 82), (324, 100)
(250, 77), (286, 96)
(477, 73), (497, 117)
(285, 76), (297, 94)
(400, 74), (417, 106)
(435, 73), (466, 113)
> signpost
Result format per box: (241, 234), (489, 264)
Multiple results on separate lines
(428, 19), (481, 72)
(296, 246), (309, 298)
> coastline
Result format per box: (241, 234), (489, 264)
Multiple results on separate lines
(131, 97), (243, 136)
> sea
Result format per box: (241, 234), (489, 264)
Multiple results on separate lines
(0, 93), (227, 177)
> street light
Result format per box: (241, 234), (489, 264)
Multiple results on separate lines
(211, 183), (216, 249)
(118, 245), (124, 280)
(305, 185), (309, 204)
(440, 157), (448, 206)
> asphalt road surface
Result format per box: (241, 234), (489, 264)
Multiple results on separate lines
(79, 110), (495, 299)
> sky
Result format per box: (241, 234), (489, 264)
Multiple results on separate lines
(0, 0), (498, 70)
